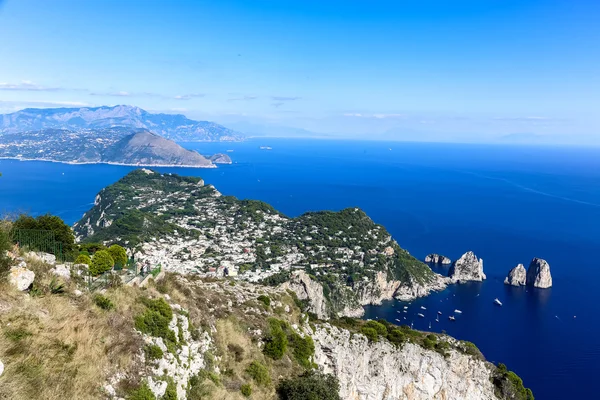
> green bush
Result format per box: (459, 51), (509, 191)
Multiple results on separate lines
(263, 319), (288, 360)
(161, 378), (177, 400)
(386, 328), (406, 346)
(0, 225), (12, 276)
(108, 244), (128, 267)
(364, 320), (387, 336)
(93, 294), (114, 310)
(246, 360), (271, 387)
(134, 298), (176, 345)
(12, 214), (76, 255)
(276, 371), (341, 400)
(228, 343), (245, 362)
(290, 333), (315, 369)
(257, 295), (271, 307)
(75, 253), (91, 266)
(360, 326), (378, 342)
(90, 250), (114, 276)
(240, 383), (252, 397)
(127, 381), (156, 400)
(144, 344), (164, 361)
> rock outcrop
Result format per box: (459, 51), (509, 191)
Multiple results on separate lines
(526, 258), (552, 288)
(425, 253), (452, 265)
(281, 271), (332, 319)
(504, 264), (527, 286)
(9, 265), (35, 291)
(310, 324), (499, 400)
(448, 251), (486, 282)
(0, 359), (4, 377)
(51, 264), (71, 280)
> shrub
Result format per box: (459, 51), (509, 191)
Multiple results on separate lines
(90, 250), (114, 276)
(0, 225), (12, 276)
(386, 328), (406, 346)
(134, 298), (176, 344)
(290, 333), (315, 369)
(240, 383), (252, 397)
(12, 214), (76, 255)
(75, 253), (91, 266)
(257, 294), (271, 307)
(360, 326), (378, 342)
(187, 373), (213, 398)
(364, 320), (387, 336)
(93, 294), (114, 310)
(127, 381), (156, 400)
(144, 344), (164, 361)
(276, 371), (341, 400)
(263, 319), (288, 360)
(246, 360), (271, 387)
(228, 343), (245, 362)
(108, 244), (128, 267)
(161, 378), (177, 400)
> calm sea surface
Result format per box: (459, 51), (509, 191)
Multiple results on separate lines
(2, 138), (600, 399)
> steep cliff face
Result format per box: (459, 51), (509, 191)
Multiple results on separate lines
(504, 264), (527, 286)
(526, 258), (552, 288)
(448, 251), (486, 282)
(281, 270), (337, 319)
(310, 324), (499, 400)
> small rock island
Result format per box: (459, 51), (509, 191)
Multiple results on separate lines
(425, 253), (452, 265)
(504, 258), (552, 288)
(448, 251), (486, 282)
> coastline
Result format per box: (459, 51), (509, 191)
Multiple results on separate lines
(0, 156), (218, 169)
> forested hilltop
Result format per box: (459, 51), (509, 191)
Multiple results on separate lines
(74, 169), (447, 318)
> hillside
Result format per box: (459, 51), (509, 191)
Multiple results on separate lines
(0, 105), (243, 142)
(0, 253), (533, 400)
(74, 170), (448, 318)
(0, 129), (230, 167)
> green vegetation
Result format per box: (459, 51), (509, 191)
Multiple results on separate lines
(240, 383), (252, 397)
(89, 250), (114, 276)
(276, 371), (341, 400)
(93, 294), (114, 310)
(257, 294), (271, 307)
(161, 378), (177, 400)
(108, 244), (128, 267)
(12, 214), (76, 256)
(0, 222), (12, 276)
(74, 253), (91, 266)
(127, 381), (156, 400)
(289, 333), (315, 369)
(144, 344), (164, 361)
(134, 297), (177, 348)
(263, 318), (288, 360)
(246, 360), (271, 386)
(493, 363), (535, 400)
(360, 326), (379, 342)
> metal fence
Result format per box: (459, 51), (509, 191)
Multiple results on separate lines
(10, 228), (64, 262)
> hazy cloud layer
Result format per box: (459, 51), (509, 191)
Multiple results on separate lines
(0, 80), (63, 92)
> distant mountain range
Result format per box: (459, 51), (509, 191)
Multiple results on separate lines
(0, 128), (231, 167)
(0, 105), (243, 142)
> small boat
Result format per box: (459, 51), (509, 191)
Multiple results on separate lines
(454, 309), (462, 314)
(418, 313), (425, 318)
(437, 311), (442, 315)
(428, 322), (432, 329)
(420, 306), (427, 310)
(436, 316), (439, 322)
(449, 315), (456, 321)
(403, 306), (408, 309)
(395, 318), (401, 322)
(397, 310), (402, 313)
(494, 298), (503, 306)
(403, 310), (407, 313)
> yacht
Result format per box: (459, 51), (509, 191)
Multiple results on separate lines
(420, 306), (427, 310)
(417, 313), (425, 318)
(437, 311), (442, 315)
(494, 298), (503, 306)
(449, 315), (456, 321)
(454, 309), (462, 314)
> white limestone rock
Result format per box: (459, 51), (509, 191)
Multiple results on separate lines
(9, 266), (35, 291)
(425, 253), (452, 265)
(526, 258), (552, 288)
(504, 264), (527, 286)
(281, 270), (331, 319)
(310, 324), (498, 400)
(51, 264), (71, 280)
(0, 359), (4, 377)
(448, 251), (486, 282)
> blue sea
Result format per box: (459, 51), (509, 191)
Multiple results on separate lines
(2, 138), (600, 399)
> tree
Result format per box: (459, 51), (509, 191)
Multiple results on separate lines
(90, 250), (114, 276)
(108, 244), (128, 267)
(12, 214), (76, 255)
(75, 253), (92, 266)
(263, 319), (288, 360)
(0, 223), (12, 276)
(276, 371), (341, 400)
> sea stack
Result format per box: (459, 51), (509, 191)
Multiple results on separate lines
(425, 253), (452, 265)
(448, 251), (486, 282)
(504, 263), (527, 286)
(526, 258), (552, 288)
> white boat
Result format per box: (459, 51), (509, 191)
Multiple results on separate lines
(454, 309), (462, 314)
(420, 306), (426, 310)
(436, 316), (439, 322)
(449, 315), (456, 321)
(395, 318), (401, 322)
(403, 306), (408, 309)
(418, 313), (425, 318)
(494, 298), (503, 306)
(428, 322), (432, 329)
(403, 310), (407, 313)
(437, 311), (442, 315)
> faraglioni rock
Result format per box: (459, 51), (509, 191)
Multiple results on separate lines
(526, 258), (552, 288)
(504, 263), (527, 286)
(448, 251), (486, 282)
(425, 253), (452, 265)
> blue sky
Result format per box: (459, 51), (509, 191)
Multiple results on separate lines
(0, 0), (599, 142)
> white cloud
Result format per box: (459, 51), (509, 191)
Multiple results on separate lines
(174, 93), (205, 100)
(0, 80), (62, 91)
(343, 112), (406, 119)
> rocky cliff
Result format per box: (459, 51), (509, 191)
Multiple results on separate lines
(425, 253), (452, 265)
(504, 264), (527, 286)
(311, 324), (502, 400)
(526, 258), (552, 288)
(448, 251), (486, 282)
